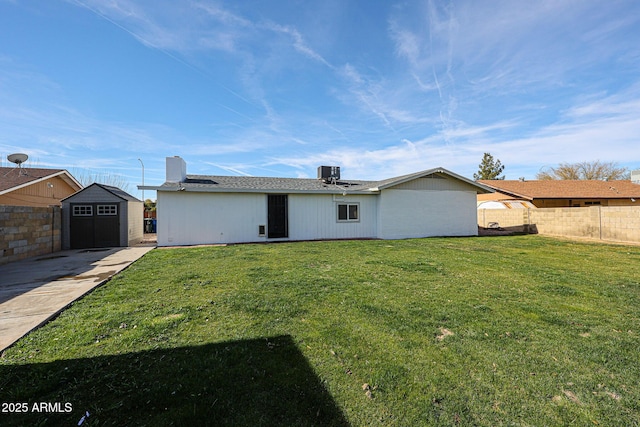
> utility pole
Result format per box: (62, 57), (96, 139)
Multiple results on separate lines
(138, 158), (145, 203)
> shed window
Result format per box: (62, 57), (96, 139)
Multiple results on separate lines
(97, 205), (118, 215)
(73, 205), (93, 216)
(337, 203), (359, 222)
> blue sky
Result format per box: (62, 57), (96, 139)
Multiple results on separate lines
(1, 0), (639, 200)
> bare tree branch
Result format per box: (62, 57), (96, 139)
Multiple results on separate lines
(536, 161), (629, 180)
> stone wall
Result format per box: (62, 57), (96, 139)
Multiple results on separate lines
(479, 206), (640, 244)
(0, 206), (61, 265)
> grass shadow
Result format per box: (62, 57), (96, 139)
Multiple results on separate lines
(0, 335), (349, 426)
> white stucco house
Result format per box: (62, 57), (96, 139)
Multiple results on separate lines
(140, 156), (493, 246)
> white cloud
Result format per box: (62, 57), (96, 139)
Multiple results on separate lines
(272, 82), (640, 180)
(261, 21), (333, 68)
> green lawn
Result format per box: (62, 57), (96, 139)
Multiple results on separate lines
(1, 236), (639, 426)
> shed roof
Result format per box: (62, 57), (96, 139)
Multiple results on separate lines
(478, 179), (640, 200)
(142, 167), (493, 195)
(62, 183), (141, 202)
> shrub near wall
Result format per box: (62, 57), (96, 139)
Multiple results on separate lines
(0, 206), (61, 265)
(478, 206), (640, 244)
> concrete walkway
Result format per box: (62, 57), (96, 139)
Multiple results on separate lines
(0, 245), (155, 352)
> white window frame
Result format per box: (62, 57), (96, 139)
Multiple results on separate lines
(73, 205), (93, 216)
(97, 205), (118, 216)
(337, 203), (359, 222)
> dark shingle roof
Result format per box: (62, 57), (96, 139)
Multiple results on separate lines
(144, 167), (492, 195)
(159, 175), (378, 193)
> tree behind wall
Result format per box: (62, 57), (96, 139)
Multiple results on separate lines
(71, 169), (132, 193)
(537, 161), (629, 180)
(473, 153), (505, 180)
(144, 199), (156, 218)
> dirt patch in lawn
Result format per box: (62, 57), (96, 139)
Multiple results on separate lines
(436, 328), (454, 341)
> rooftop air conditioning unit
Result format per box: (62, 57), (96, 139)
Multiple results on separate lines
(318, 166), (340, 183)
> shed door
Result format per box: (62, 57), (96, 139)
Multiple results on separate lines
(70, 203), (120, 248)
(267, 195), (288, 238)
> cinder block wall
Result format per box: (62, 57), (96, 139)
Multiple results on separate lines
(0, 206), (61, 265)
(478, 209), (529, 229)
(600, 207), (640, 242)
(478, 206), (640, 244)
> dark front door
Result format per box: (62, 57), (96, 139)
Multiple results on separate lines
(267, 195), (288, 238)
(70, 203), (120, 249)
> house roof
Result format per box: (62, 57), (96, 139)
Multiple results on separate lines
(478, 179), (640, 200)
(142, 167), (493, 195)
(0, 167), (82, 195)
(61, 183), (142, 202)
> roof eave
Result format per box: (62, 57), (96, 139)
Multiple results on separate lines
(58, 170), (83, 190)
(140, 185), (378, 195)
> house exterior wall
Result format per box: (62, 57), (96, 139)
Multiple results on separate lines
(0, 176), (78, 207)
(478, 192), (638, 208)
(528, 198), (636, 208)
(156, 180), (482, 246)
(158, 192), (267, 246)
(378, 190), (478, 239)
(288, 194), (377, 240)
(393, 175), (482, 192)
(157, 192), (378, 246)
(602, 199), (637, 207)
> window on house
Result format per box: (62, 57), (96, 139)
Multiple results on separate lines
(337, 203), (359, 222)
(97, 205), (118, 215)
(584, 201), (601, 206)
(73, 205), (93, 216)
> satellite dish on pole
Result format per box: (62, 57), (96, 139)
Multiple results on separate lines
(7, 153), (29, 175)
(8, 153), (28, 165)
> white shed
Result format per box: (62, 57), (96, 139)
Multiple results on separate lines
(141, 157), (493, 246)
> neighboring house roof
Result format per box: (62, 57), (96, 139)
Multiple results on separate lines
(478, 179), (640, 200)
(143, 167), (494, 195)
(61, 183), (141, 202)
(0, 167), (82, 195)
